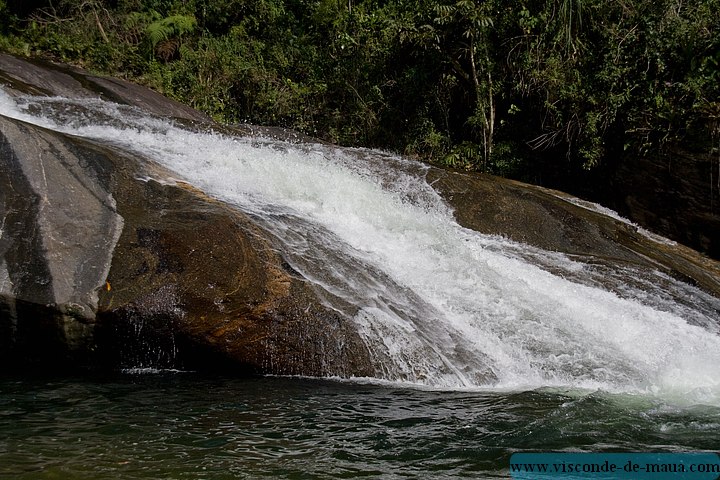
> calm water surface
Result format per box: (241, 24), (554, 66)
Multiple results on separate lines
(1, 373), (718, 479)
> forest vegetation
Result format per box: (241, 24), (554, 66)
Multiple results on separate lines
(0, 0), (718, 196)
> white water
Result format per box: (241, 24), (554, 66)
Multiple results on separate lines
(2, 90), (720, 403)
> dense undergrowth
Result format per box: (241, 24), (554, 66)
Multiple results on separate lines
(1, 0), (718, 190)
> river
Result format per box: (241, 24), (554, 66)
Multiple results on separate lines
(2, 373), (719, 479)
(1, 89), (719, 478)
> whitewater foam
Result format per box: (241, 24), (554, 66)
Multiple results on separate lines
(2, 90), (719, 403)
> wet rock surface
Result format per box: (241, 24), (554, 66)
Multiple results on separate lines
(609, 150), (720, 260)
(0, 52), (210, 124)
(427, 168), (720, 297)
(0, 114), (372, 375)
(1, 53), (719, 375)
(0, 54), (372, 375)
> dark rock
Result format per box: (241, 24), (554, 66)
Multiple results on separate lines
(428, 167), (720, 297)
(0, 114), (372, 375)
(609, 150), (720, 260)
(1, 52), (719, 378)
(94, 165), (372, 376)
(0, 116), (121, 368)
(0, 52), (210, 124)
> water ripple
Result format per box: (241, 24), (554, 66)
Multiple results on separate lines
(2, 375), (718, 479)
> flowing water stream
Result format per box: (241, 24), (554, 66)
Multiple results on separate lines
(1, 90), (719, 478)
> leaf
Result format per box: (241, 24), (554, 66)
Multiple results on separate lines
(146, 14), (197, 49)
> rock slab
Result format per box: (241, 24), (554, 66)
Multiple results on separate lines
(0, 54), (371, 375)
(1, 53), (719, 375)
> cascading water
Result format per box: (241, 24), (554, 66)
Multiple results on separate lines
(2, 89), (719, 404)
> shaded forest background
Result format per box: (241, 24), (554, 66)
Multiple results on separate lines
(1, 0), (718, 210)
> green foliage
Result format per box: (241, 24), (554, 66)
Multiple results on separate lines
(0, 0), (717, 189)
(559, 0), (584, 53)
(441, 141), (482, 170)
(146, 13), (197, 60)
(0, 0), (7, 29)
(0, 0), (23, 53)
(146, 13), (197, 47)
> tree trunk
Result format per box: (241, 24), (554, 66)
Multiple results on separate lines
(469, 38), (494, 166)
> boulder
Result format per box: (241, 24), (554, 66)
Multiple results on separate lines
(0, 55), (372, 375)
(1, 52), (719, 377)
(427, 168), (720, 297)
(0, 52), (210, 124)
(609, 149), (720, 260)
(0, 115), (121, 368)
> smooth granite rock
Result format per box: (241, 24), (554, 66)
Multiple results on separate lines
(0, 54), (372, 375)
(1, 52), (718, 376)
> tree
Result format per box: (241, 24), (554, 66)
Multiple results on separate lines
(433, 0), (496, 166)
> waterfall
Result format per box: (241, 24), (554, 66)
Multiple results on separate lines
(2, 90), (719, 402)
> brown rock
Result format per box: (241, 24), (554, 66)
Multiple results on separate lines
(0, 53), (371, 375)
(428, 167), (720, 297)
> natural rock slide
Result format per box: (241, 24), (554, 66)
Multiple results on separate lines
(1, 53), (718, 380)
